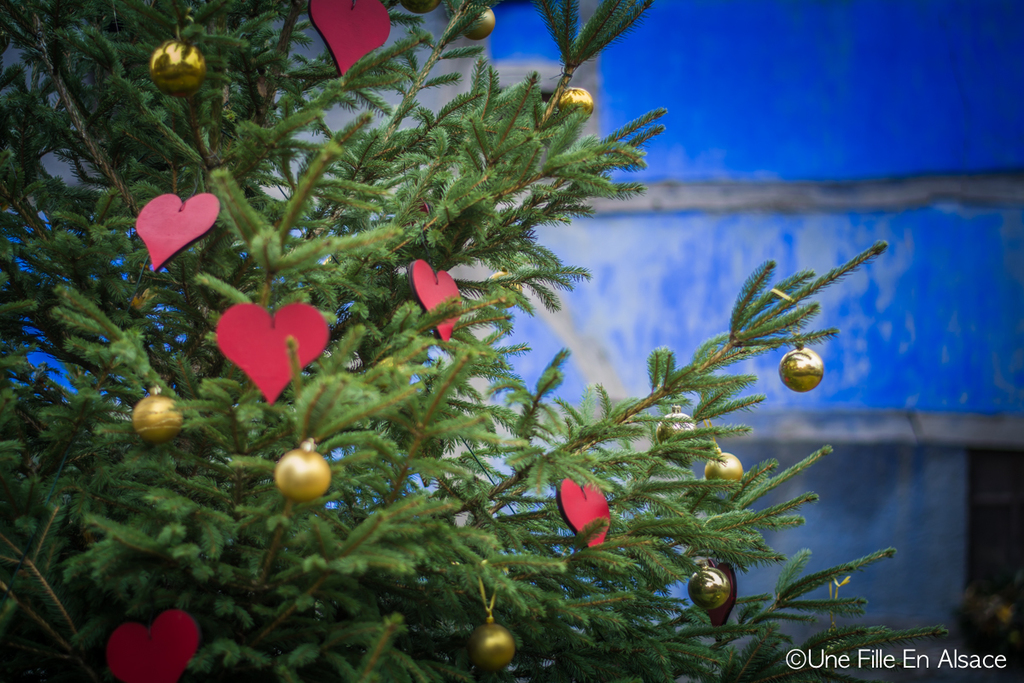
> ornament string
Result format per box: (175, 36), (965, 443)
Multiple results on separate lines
(771, 287), (806, 348)
(175, 7), (195, 42)
(703, 418), (720, 450)
(128, 260), (148, 306)
(460, 438), (516, 511)
(0, 420), (85, 611)
(418, 221), (434, 278)
(477, 569), (498, 624)
(460, 438), (496, 486)
(828, 575), (851, 630)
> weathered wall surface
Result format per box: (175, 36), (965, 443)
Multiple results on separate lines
(737, 439), (968, 628)
(506, 208), (1024, 413)
(486, 0), (1024, 647)
(600, 0), (1024, 182)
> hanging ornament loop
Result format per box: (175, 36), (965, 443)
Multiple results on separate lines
(174, 6), (195, 40)
(477, 572), (497, 624)
(418, 221), (434, 274)
(770, 287), (805, 344)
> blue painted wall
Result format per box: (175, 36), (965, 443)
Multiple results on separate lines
(489, 0), (1024, 415)
(491, 1), (561, 61)
(509, 208), (1024, 413)
(669, 442), (970, 628)
(599, 0), (1024, 181)
(487, 0), (1024, 643)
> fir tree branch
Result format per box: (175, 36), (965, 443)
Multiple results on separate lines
(15, 550), (78, 638)
(355, 615), (402, 682)
(276, 114), (373, 244)
(0, 470), (20, 518)
(541, 67), (576, 125)
(248, 574), (330, 647)
(382, 29), (458, 142)
(23, 505), (72, 617)
(2, 194), (49, 242)
(255, 0), (306, 127)
(733, 625), (772, 682)
(29, 13), (137, 214)
(1, 641), (73, 662)
(0, 578), (74, 654)
(259, 501), (293, 585)
(189, 97), (216, 168)
(487, 338), (749, 512)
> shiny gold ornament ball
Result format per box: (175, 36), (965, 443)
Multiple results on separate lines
(779, 346), (824, 392)
(557, 87), (594, 116)
(656, 405), (695, 443)
(132, 392), (183, 444)
(467, 620), (515, 671)
(274, 440), (331, 503)
(687, 566), (731, 610)
(465, 8), (495, 40)
(704, 448), (744, 482)
(400, 0), (441, 13)
(149, 40), (207, 97)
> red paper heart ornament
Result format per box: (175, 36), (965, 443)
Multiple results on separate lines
(408, 259), (461, 341)
(106, 609), (200, 683)
(216, 303), (329, 404)
(556, 479), (610, 547)
(706, 559), (738, 626)
(310, 0), (391, 75)
(136, 194), (220, 271)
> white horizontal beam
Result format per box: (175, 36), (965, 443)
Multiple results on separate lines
(592, 175), (1024, 214)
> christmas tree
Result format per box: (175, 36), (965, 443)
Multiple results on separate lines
(0, 0), (945, 681)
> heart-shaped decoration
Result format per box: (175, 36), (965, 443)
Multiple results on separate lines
(310, 0), (391, 75)
(106, 609), (200, 683)
(706, 560), (738, 626)
(216, 303), (329, 404)
(556, 479), (610, 547)
(408, 259), (461, 341)
(136, 194), (220, 271)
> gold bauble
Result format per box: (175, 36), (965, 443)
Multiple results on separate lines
(274, 440), (331, 503)
(779, 346), (824, 392)
(132, 391), (183, 444)
(704, 448), (743, 482)
(400, 0), (441, 13)
(467, 620), (515, 671)
(557, 87), (594, 116)
(656, 405), (694, 443)
(464, 8), (495, 40)
(489, 271), (522, 308)
(149, 40), (206, 97)
(687, 566), (730, 610)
